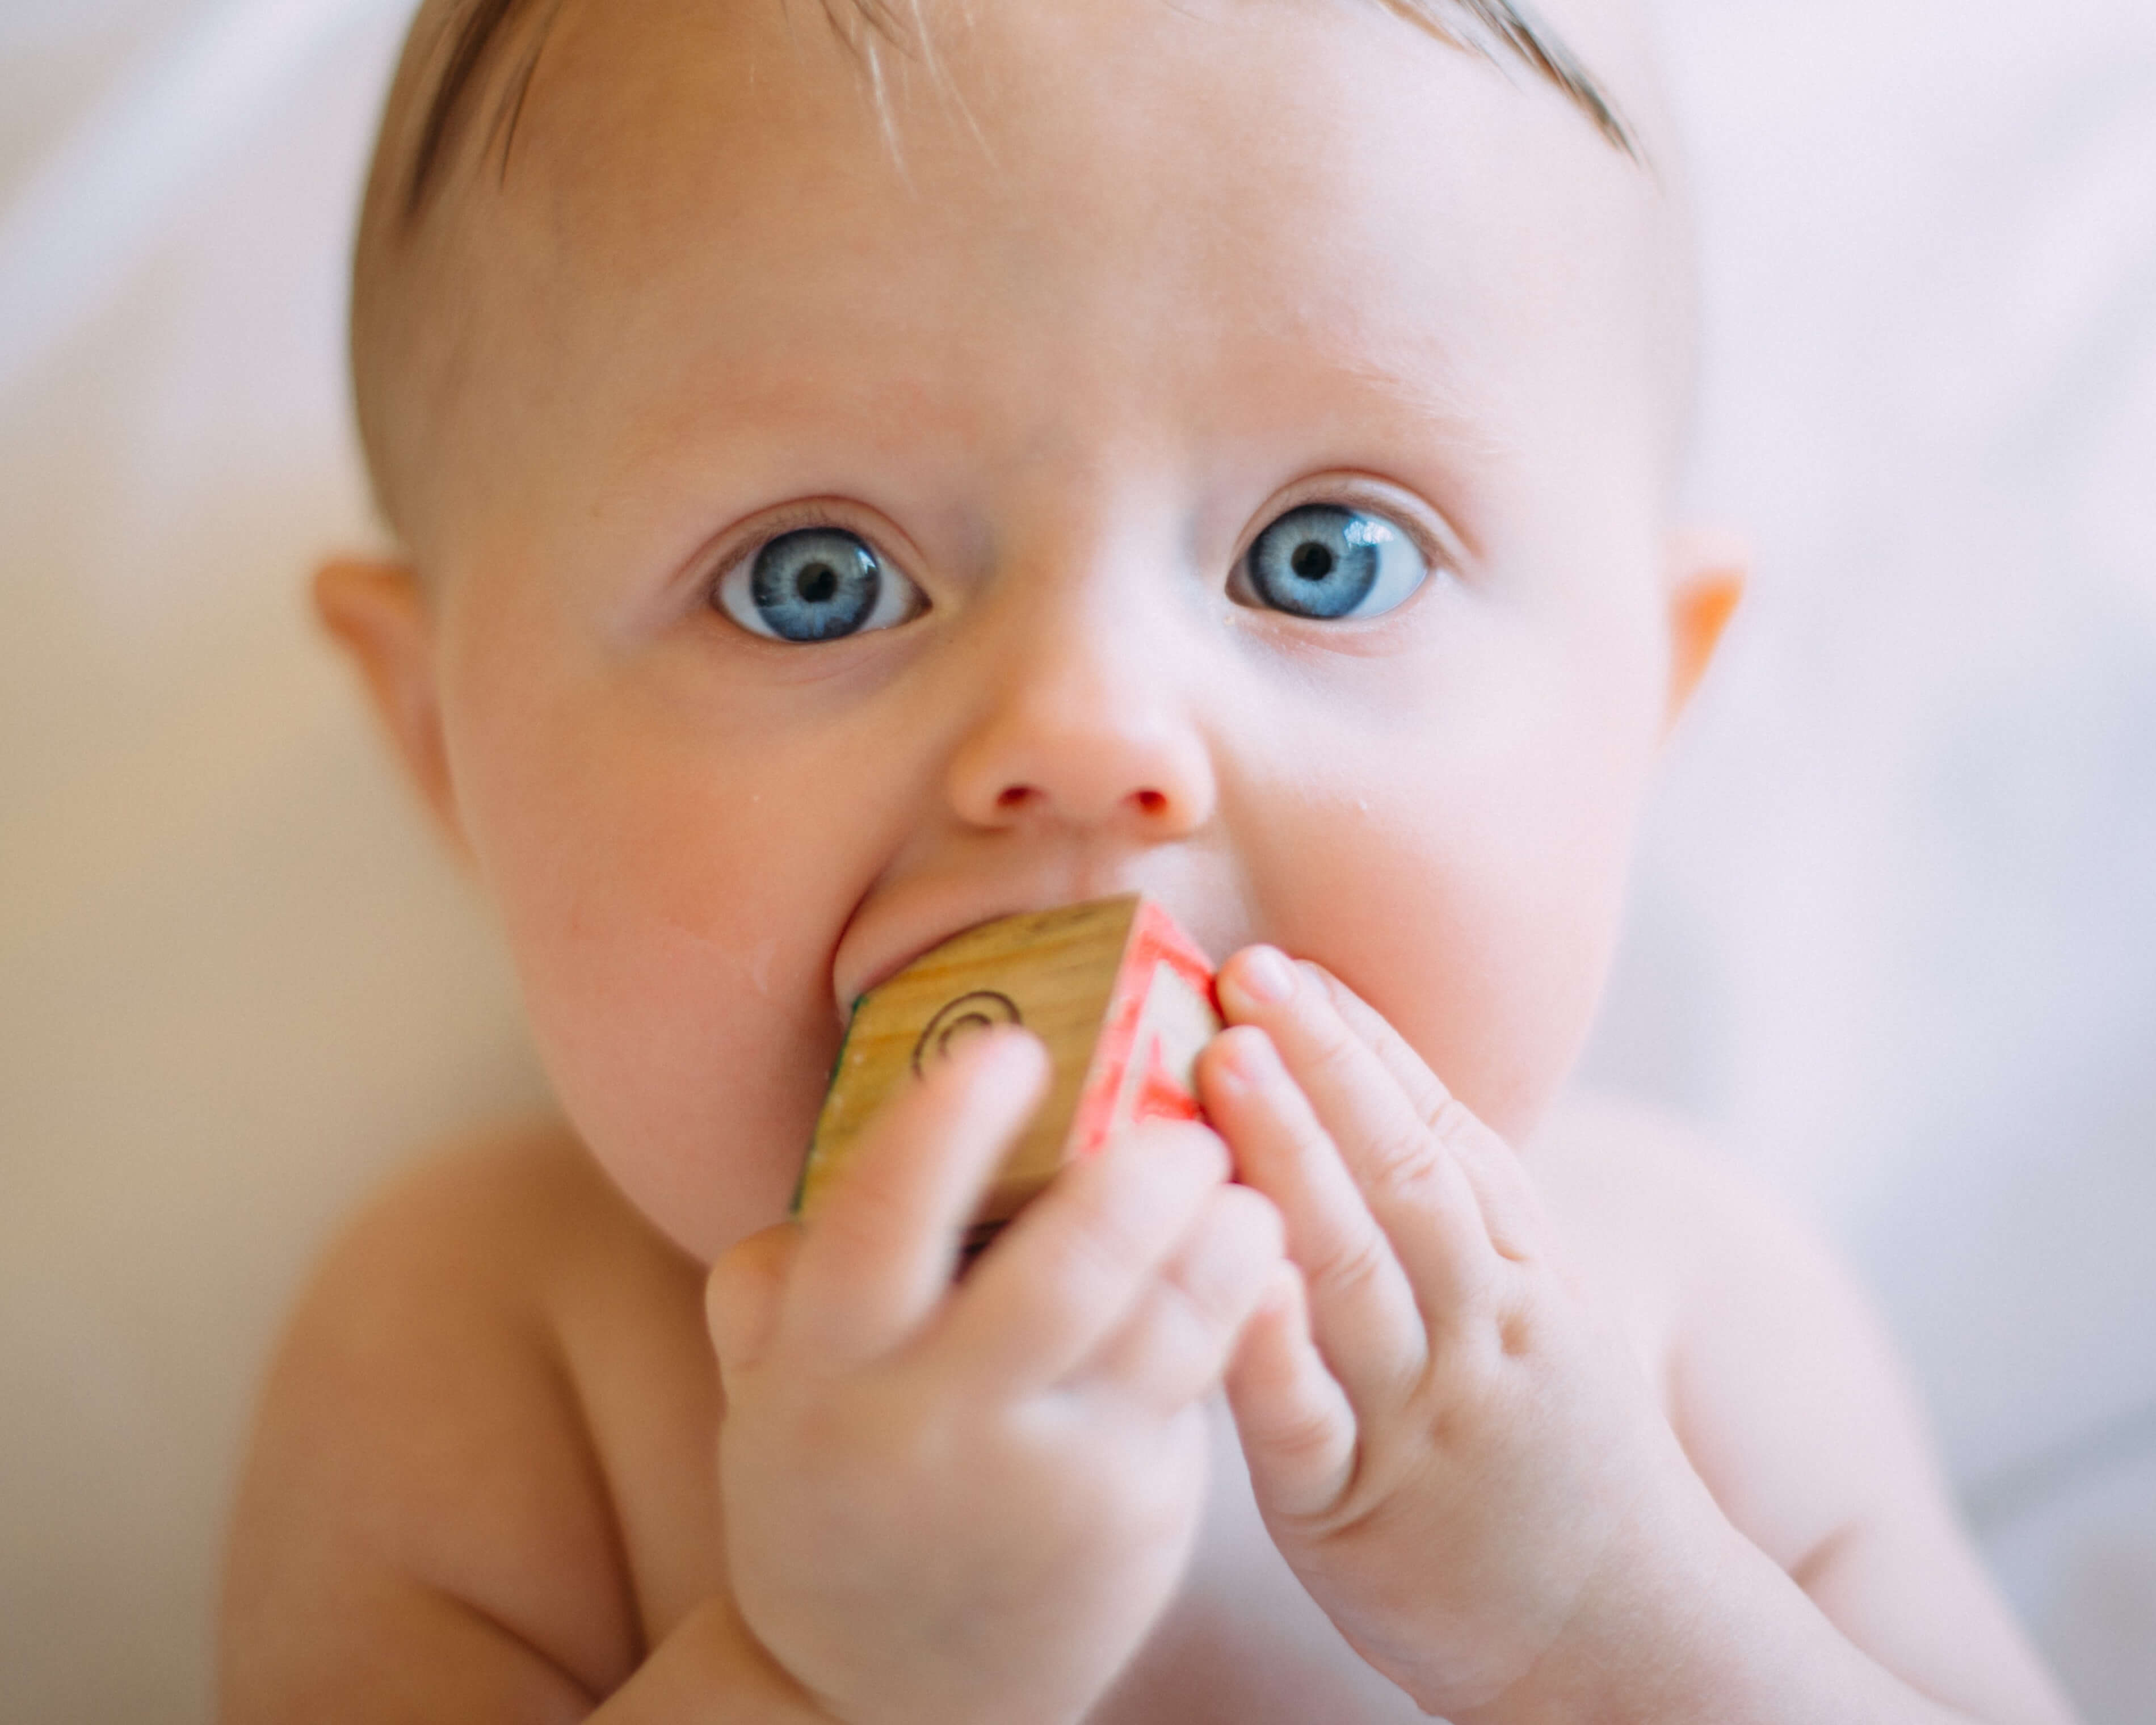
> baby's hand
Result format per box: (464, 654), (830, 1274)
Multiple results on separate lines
(707, 1030), (1282, 1725)
(1203, 951), (1712, 1721)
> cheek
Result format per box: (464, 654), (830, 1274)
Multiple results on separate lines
(1240, 619), (1662, 1143)
(447, 675), (886, 1261)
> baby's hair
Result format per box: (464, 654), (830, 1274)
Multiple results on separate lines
(403, 0), (554, 220)
(401, 0), (1636, 224)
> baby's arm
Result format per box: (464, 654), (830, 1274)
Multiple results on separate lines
(215, 1141), (872, 1724)
(220, 1134), (680, 1721)
(1658, 1119), (2078, 1725)
(222, 1030), (1280, 1724)
(1201, 948), (2078, 1725)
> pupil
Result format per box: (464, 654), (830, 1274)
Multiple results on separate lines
(1292, 543), (1334, 582)
(797, 563), (839, 605)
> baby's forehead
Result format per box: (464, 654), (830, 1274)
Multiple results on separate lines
(394, 0), (1643, 226)
(354, 0), (1687, 545)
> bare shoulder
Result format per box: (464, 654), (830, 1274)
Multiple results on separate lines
(1529, 1096), (2077, 1724)
(1526, 1090), (1804, 1278)
(221, 1123), (717, 1722)
(1529, 1095), (1904, 1568)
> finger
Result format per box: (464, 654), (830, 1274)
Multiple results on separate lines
(707, 1223), (800, 1383)
(1224, 1263), (1358, 1522)
(1217, 946), (1495, 1334)
(1075, 1182), (1284, 1414)
(781, 1029), (1047, 1366)
(938, 1120), (1232, 1394)
(1199, 1025), (1430, 1409)
(1301, 960), (1550, 1265)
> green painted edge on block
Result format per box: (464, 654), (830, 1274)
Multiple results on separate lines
(791, 994), (868, 1218)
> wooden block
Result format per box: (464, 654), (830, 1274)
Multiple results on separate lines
(797, 896), (1221, 1243)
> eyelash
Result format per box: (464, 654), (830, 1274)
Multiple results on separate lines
(1231, 491), (1451, 596)
(707, 506), (889, 589)
(705, 488), (1453, 634)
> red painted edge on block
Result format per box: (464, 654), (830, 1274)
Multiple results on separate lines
(1066, 900), (1218, 1160)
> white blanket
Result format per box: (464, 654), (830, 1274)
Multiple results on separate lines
(2, 0), (2150, 1716)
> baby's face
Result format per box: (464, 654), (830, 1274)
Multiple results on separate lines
(391, 0), (1710, 1258)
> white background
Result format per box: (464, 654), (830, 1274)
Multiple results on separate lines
(1, 0), (2151, 1718)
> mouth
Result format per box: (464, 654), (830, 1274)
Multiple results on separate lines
(830, 871), (1218, 1017)
(833, 888), (1083, 1015)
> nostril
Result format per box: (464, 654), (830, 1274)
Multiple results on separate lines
(1134, 789), (1168, 816)
(997, 786), (1034, 811)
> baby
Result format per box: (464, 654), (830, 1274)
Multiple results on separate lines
(220, 0), (2081, 1719)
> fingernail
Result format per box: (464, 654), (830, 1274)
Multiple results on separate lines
(956, 1026), (1039, 1084)
(985, 1027), (1044, 1075)
(1235, 946), (1297, 1006)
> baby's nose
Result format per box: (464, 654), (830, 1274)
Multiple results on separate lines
(944, 636), (1216, 838)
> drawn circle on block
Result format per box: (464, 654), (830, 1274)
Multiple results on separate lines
(912, 990), (1024, 1078)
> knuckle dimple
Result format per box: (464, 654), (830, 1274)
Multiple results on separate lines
(1424, 1093), (1491, 1156)
(1305, 1222), (1391, 1307)
(1300, 1018), (1364, 1087)
(1256, 1392), (1344, 1476)
(1359, 1124), (1444, 1204)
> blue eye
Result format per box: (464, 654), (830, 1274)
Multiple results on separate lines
(716, 528), (924, 642)
(1243, 504), (1429, 621)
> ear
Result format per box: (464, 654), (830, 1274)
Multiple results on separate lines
(1661, 526), (1747, 732)
(313, 558), (469, 860)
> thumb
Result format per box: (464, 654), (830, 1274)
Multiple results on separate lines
(707, 1223), (800, 1379)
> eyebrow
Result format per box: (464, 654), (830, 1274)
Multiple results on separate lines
(403, 0), (1637, 220)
